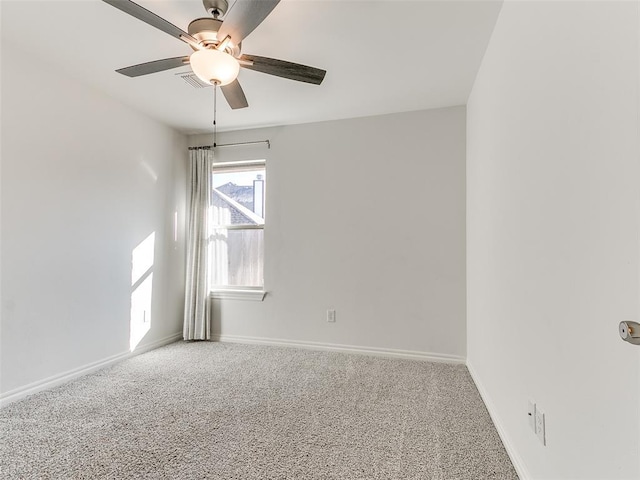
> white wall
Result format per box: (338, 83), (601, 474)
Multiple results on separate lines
(467, 2), (639, 479)
(0, 41), (188, 398)
(190, 107), (466, 360)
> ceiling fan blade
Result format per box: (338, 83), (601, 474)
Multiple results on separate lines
(217, 0), (280, 46)
(240, 54), (326, 85)
(102, 0), (198, 44)
(116, 56), (190, 77)
(220, 80), (249, 109)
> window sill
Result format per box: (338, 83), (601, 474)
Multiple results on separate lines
(209, 289), (266, 302)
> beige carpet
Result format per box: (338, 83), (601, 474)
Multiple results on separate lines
(0, 341), (517, 479)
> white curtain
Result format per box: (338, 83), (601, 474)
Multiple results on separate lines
(183, 148), (213, 340)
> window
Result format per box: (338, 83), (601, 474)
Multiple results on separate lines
(209, 160), (266, 299)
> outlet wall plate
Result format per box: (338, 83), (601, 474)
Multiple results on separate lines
(327, 309), (336, 323)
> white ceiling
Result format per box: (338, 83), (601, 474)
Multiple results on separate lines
(1, 0), (502, 134)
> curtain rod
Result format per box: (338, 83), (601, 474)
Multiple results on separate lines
(189, 140), (270, 150)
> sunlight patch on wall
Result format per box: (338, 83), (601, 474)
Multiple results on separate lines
(130, 232), (155, 351)
(174, 211), (178, 244)
(139, 158), (158, 183)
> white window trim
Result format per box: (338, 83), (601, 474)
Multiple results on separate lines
(209, 288), (266, 302)
(210, 159), (266, 297)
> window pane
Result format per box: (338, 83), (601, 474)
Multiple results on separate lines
(212, 168), (265, 226)
(209, 228), (264, 287)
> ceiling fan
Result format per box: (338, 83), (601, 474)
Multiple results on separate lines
(102, 0), (327, 109)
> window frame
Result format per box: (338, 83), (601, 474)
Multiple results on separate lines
(208, 159), (267, 301)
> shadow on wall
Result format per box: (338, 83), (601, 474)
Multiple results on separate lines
(130, 232), (155, 351)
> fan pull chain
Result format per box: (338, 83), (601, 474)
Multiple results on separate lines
(213, 84), (218, 148)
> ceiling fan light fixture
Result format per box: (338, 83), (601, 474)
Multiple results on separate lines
(190, 48), (239, 86)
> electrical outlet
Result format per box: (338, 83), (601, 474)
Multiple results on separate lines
(327, 309), (336, 323)
(527, 400), (536, 432)
(535, 407), (546, 445)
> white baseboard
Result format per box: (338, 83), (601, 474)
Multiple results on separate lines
(466, 360), (529, 480)
(212, 333), (466, 364)
(0, 332), (183, 407)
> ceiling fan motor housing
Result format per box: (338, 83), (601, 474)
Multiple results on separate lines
(188, 17), (241, 57)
